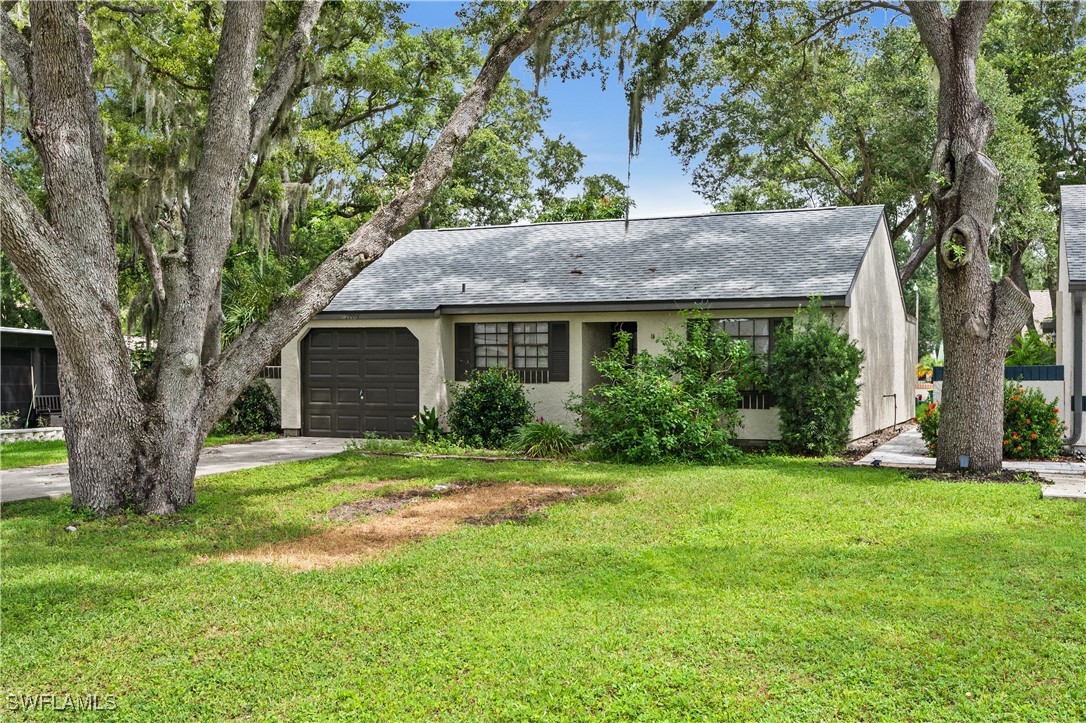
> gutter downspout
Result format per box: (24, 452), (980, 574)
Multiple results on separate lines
(1070, 290), (1083, 447)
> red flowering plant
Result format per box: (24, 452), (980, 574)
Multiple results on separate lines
(917, 382), (1065, 460)
(917, 402), (940, 455)
(1003, 382), (1064, 459)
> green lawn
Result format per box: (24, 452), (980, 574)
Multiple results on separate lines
(0, 439), (68, 469)
(0, 434), (276, 470)
(2, 454), (1084, 720)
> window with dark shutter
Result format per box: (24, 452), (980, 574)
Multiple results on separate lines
(455, 321), (569, 384)
(454, 323), (474, 381)
(548, 321), (569, 381)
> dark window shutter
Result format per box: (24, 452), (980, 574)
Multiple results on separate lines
(769, 317), (787, 354)
(548, 321), (569, 382)
(454, 323), (474, 381)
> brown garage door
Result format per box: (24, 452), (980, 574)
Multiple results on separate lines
(303, 328), (419, 437)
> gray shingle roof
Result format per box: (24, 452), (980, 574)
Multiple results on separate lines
(1063, 186), (1086, 285)
(324, 206), (886, 314)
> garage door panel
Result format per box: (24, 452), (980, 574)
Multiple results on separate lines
(336, 414), (360, 430)
(308, 330), (334, 348)
(335, 387), (359, 404)
(336, 333), (361, 350)
(363, 388), (389, 406)
(392, 386), (417, 405)
(335, 359), (360, 376)
(304, 328), (419, 438)
(362, 359), (389, 377)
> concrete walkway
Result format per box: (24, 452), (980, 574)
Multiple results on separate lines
(0, 437), (349, 504)
(856, 428), (1086, 500)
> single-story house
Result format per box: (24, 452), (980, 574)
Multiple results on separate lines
(280, 206), (918, 443)
(1056, 185), (1086, 447)
(0, 326), (61, 425)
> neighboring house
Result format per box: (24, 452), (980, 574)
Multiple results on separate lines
(280, 207), (918, 443)
(1057, 185), (1086, 447)
(0, 327), (61, 424)
(1029, 290), (1055, 337)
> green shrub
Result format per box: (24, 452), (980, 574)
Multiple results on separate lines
(1005, 329), (1056, 366)
(570, 312), (753, 464)
(411, 406), (443, 443)
(514, 420), (575, 458)
(1003, 383), (1065, 459)
(917, 402), (940, 455)
(918, 382), (1065, 460)
(213, 380), (281, 435)
(768, 300), (864, 456)
(447, 367), (534, 448)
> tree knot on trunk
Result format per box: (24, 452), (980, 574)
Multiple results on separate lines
(179, 352), (200, 374)
(968, 311), (990, 339)
(939, 217), (977, 269)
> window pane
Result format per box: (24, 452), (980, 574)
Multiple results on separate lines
(724, 320), (739, 336)
(754, 337), (769, 355)
(739, 319), (753, 337)
(754, 319), (769, 336)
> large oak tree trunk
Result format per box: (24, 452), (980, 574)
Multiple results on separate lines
(907, 1), (1033, 472)
(1, 1), (568, 514)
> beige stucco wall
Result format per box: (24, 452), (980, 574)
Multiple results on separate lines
(847, 218), (918, 437)
(282, 308), (794, 441)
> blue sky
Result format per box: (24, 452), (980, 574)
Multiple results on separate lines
(403, 1), (714, 218)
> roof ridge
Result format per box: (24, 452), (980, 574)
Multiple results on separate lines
(431, 205), (884, 232)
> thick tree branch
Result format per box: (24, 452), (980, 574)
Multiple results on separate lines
(27, 2), (115, 302)
(183, 0), (265, 270)
(328, 100), (401, 131)
(157, 1), (266, 381)
(91, 2), (160, 17)
(249, 0), (323, 154)
(0, 163), (64, 278)
(131, 214), (165, 305)
(898, 233), (935, 285)
(952, 0), (995, 56)
(890, 201), (924, 240)
(800, 1), (909, 44)
(905, 1), (952, 73)
(800, 138), (854, 200)
(206, 0), (570, 427)
(0, 8), (29, 96)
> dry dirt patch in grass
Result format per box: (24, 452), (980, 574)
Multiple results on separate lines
(220, 483), (582, 571)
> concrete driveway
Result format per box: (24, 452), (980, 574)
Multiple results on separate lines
(1, 437), (349, 504)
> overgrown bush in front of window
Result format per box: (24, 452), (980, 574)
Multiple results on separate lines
(213, 380), (281, 435)
(570, 312), (755, 464)
(767, 300), (864, 456)
(514, 419), (575, 458)
(919, 382), (1065, 459)
(447, 367), (534, 448)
